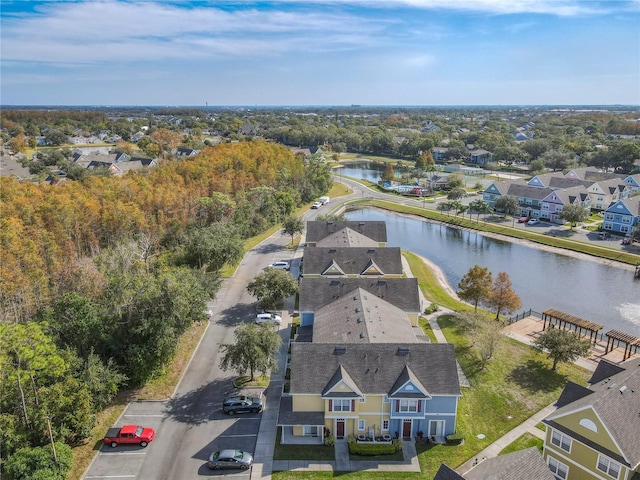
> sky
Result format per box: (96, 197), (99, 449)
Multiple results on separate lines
(1, 0), (639, 106)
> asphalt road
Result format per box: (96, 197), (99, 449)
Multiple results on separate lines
(83, 197), (333, 480)
(84, 176), (628, 480)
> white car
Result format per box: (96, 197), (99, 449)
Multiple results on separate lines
(255, 313), (282, 325)
(527, 218), (539, 225)
(311, 202), (322, 209)
(267, 261), (290, 271)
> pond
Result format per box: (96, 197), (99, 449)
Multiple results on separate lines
(345, 208), (640, 336)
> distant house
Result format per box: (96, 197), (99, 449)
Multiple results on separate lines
(542, 359), (640, 480)
(468, 149), (493, 166)
(175, 147), (199, 157)
(602, 197), (640, 236)
(540, 187), (591, 223)
(432, 147), (449, 161)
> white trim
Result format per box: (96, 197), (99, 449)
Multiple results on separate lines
(548, 455), (569, 479)
(545, 446), (611, 480)
(358, 420), (365, 431)
(597, 454), (622, 479)
(551, 429), (573, 453)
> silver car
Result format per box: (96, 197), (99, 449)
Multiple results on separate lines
(208, 449), (253, 470)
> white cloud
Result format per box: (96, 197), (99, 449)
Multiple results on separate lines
(1, 1), (389, 65)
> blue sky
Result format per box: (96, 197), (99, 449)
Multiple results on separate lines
(1, 0), (639, 106)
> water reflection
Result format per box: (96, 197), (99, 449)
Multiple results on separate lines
(345, 208), (640, 335)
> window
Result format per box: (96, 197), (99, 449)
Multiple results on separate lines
(382, 420), (389, 431)
(358, 420), (365, 431)
(551, 431), (572, 452)
(359, 397), (366, 403)
(548, 456), (568, 479)
(332, 399), (352, 412)
(399, 399), (418, 412)
(383, 396), (390, 403)
(597, 455), (621, 479)
(303, 426), (318, 437)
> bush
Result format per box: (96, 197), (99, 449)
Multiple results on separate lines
(392, 438), (403, 452)
(446, 433), (464, 445)
(424, 303), (439, 314)
(348, 442), (396, 456)
(324, 435), (334, 447)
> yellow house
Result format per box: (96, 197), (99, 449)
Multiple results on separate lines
(277, 343), (461, 444)
(542, 359), (640, 480)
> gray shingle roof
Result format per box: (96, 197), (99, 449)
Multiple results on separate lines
(277, 396), (325, 426)
(545, 359), (640, 468)
(434, 464), (465, 480)
(464, 447), (555, 480)
(507, 183), (555, 200)
(315, 227), (381, 248)
(302, 247), (403, 276)
(290, 343), (461, 397)
(299, 278), (421, 313)
(306, 221), (387, 244)
(312, 287), (418, 343)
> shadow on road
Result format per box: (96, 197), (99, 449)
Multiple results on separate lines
(165, 378), (238, 426)
(253, 243), (286, 254)
(215, 302), (255, 327)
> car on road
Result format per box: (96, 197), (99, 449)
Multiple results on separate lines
(208, 449), (253, 470)
(222, 395), (263, 415)
(527, 218), (539, 225)
(311, 201), (322, 209)
(266, 261), (290, 271)
(255, 312), (282, 325)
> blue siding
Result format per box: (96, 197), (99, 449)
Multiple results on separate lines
(301, 312), (314, 327)
(424, 396), (457, 414)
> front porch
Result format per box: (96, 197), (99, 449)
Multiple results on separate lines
(280, 425), (325, 445)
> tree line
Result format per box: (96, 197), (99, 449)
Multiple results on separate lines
(0, 140), (331, 479)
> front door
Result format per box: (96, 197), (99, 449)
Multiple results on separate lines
(336, 419), (345, 439)
(402, 420), (412, 439)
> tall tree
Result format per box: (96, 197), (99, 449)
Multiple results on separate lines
(247, 269), (298, 310)
(281, 216), (304, 245)
(219, 323), (282, 381)
(494, 195), (519, 217)
(487, 272), (521, 320)
(533, 328), (591, 370)
(559, 204), (590, 230)
(381, 162), (395, 182)
(457, 265), (492, 312)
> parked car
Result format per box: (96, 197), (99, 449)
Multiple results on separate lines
(222, 395), (263, 415)
(517, 216), (528, 223)
(255, 313), (282, 325)
(103, 425), (155, 448)
(311, 201), (322, 209)
(527, 218), (539, 225)
(267, 261), (290, 271)
(208, 449), (253, 470)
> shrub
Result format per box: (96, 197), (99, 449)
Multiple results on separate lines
(324, 435), (334, 447)
(446, 432), (464, 445)
(347, 434), (357, 445)
(349, 442), (396, 456)
(424, 303), (439, 314)
(392, 438), (403, 452)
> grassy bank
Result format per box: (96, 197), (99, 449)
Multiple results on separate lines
(361, 199), (640, 266)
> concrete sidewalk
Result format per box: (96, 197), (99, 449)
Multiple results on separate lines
(456, 403), (554, 476)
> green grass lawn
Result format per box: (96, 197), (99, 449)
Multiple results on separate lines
(499, 433), (544, 455)
(272, 313), (590, 480)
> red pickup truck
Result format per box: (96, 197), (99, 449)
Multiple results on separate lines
(103, 425), (155, 448)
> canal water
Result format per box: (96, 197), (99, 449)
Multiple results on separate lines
(345, 208), (640, 336)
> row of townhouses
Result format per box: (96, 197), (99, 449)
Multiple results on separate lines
(482, 167), (640, 236)
(277, 221), (462, 445)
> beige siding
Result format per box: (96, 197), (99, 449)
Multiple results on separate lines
(292, 395), (324, 411)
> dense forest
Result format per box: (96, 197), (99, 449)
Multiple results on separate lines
(0, 140), (331, 478)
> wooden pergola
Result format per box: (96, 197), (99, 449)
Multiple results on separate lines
(541, 308), (603, 345)
(604, 330), (640, 361)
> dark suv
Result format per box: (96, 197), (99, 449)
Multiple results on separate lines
(222, 395), (263, 415)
